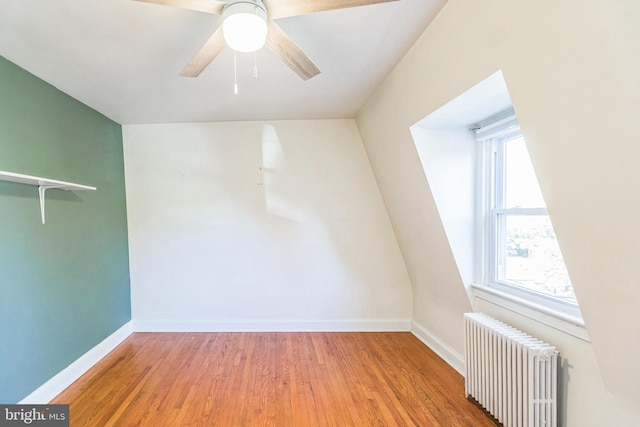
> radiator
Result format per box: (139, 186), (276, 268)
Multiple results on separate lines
(464, 313), (558, 427)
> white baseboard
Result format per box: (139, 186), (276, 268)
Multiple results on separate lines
(133, 318), (412, 332)
(411, 321), (465, 376)
(19, 321), (134, 404)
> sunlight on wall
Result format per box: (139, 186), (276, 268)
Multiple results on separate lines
(261, 124), (303, 222)
(124, 120), (412, 326)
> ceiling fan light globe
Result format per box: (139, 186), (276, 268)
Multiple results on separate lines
(222, 2), (268, 53)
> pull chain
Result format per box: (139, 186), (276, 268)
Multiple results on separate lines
(234, 50), (238, 95)
(253, 51), (258, 79)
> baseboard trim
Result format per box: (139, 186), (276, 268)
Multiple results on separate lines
(19, 321), (134, 404)
(411, 321), (465, 376)
(133, 319), (412, 332)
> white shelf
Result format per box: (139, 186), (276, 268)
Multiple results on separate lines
(0, 170), (96, 224)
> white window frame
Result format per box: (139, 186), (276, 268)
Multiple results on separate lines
(473, 109), (587, 339)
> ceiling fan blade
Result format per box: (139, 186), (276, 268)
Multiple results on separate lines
(133, 0), (226, 14)
(265, 0), (399, 19)
(265, 20), (320, 80)
(180, 26), (226, 77)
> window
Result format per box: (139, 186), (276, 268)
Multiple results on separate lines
(475, 109), (577, 309)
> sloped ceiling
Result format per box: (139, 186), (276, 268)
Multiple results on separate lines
(0, 0), (445, 124)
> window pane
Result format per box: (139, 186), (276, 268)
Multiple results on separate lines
(501, 214), (575, 302)
(504, 136), (546, 208)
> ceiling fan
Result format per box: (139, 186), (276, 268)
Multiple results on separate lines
(134, 0), (400, 80)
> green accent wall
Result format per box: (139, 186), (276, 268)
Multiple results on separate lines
(0, 56), (131, 403)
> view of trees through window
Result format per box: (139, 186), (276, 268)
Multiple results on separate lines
(497, 136), (576, 303)
(503, 215), (575, 302)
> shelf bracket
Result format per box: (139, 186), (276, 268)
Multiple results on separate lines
(38, 185), (65, 225)
(0, 170), (96, 225)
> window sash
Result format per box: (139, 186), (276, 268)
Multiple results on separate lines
(492, 210), (552, 287)
(477, 113), (577, 307)
(489, 211), (548, 289)
(473, 109), (582, 326)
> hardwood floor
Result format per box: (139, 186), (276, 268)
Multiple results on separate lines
(52, 332), (496, 426)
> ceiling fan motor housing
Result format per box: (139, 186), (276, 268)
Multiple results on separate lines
(222, 0), (268, 53)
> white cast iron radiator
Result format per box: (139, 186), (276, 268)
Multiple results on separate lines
(464, 313), (558, 427)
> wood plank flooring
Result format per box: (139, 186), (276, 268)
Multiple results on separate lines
(52, 332), (496, 426)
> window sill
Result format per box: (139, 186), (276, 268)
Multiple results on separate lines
(470, 283), (590, 342)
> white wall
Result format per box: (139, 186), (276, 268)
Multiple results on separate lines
(123, 119), (412, 330)
(410, 127), (476, 287)
(356, 0), (640, 424)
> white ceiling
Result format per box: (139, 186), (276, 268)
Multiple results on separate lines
(0, 0), (445, 124)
